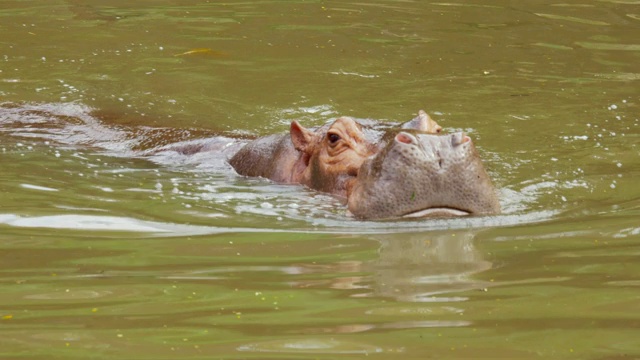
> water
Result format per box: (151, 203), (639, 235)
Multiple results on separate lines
(1, 1), (639, 359)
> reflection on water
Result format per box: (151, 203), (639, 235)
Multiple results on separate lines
(369, 232), (492, 302)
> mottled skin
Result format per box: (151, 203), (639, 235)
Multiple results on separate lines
(348, 131), (501, 219)
(229, 110), (442, 198)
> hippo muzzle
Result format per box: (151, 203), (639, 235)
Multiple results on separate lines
(347, 131), (501, 220)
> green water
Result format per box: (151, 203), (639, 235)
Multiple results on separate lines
(1, 1), (639, 359)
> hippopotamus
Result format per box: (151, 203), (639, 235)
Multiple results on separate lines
(347, 131), (501, 219)
(1, 102), (499, 220)
(229, 110), (442, 198)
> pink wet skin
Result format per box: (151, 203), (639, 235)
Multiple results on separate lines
(289, 117), (378, 197)
(229, 110), (443, 199)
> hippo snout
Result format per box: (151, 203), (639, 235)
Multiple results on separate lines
(347, 132), (501, 220)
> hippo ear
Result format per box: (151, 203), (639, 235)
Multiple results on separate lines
(417, 110), (442, 133)
(290, 120), (316, 154)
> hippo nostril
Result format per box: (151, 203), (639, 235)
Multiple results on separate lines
(395, 132), (415, 145)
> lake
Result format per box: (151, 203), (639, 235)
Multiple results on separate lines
(1, 1), (639, 358)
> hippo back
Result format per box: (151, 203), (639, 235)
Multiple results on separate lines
(229, 133), (302, 183)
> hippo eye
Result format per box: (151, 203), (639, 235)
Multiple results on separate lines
(328, 133), (341, 144)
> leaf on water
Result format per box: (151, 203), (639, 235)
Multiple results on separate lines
(174, 48), (229, 58)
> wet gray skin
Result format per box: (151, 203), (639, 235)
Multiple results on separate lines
(347, 131), (501, 220)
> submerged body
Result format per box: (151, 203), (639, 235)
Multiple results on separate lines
(348, 131), (501, 219)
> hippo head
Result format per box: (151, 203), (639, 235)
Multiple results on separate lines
(347, 131), (501, 219)
(290, 116), (379, 196)
(290, 111), (442, 197)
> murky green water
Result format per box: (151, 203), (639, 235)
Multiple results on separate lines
(1, 1), (639, 359)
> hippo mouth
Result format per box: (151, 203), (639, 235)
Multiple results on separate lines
(401, 207), (470, 218)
